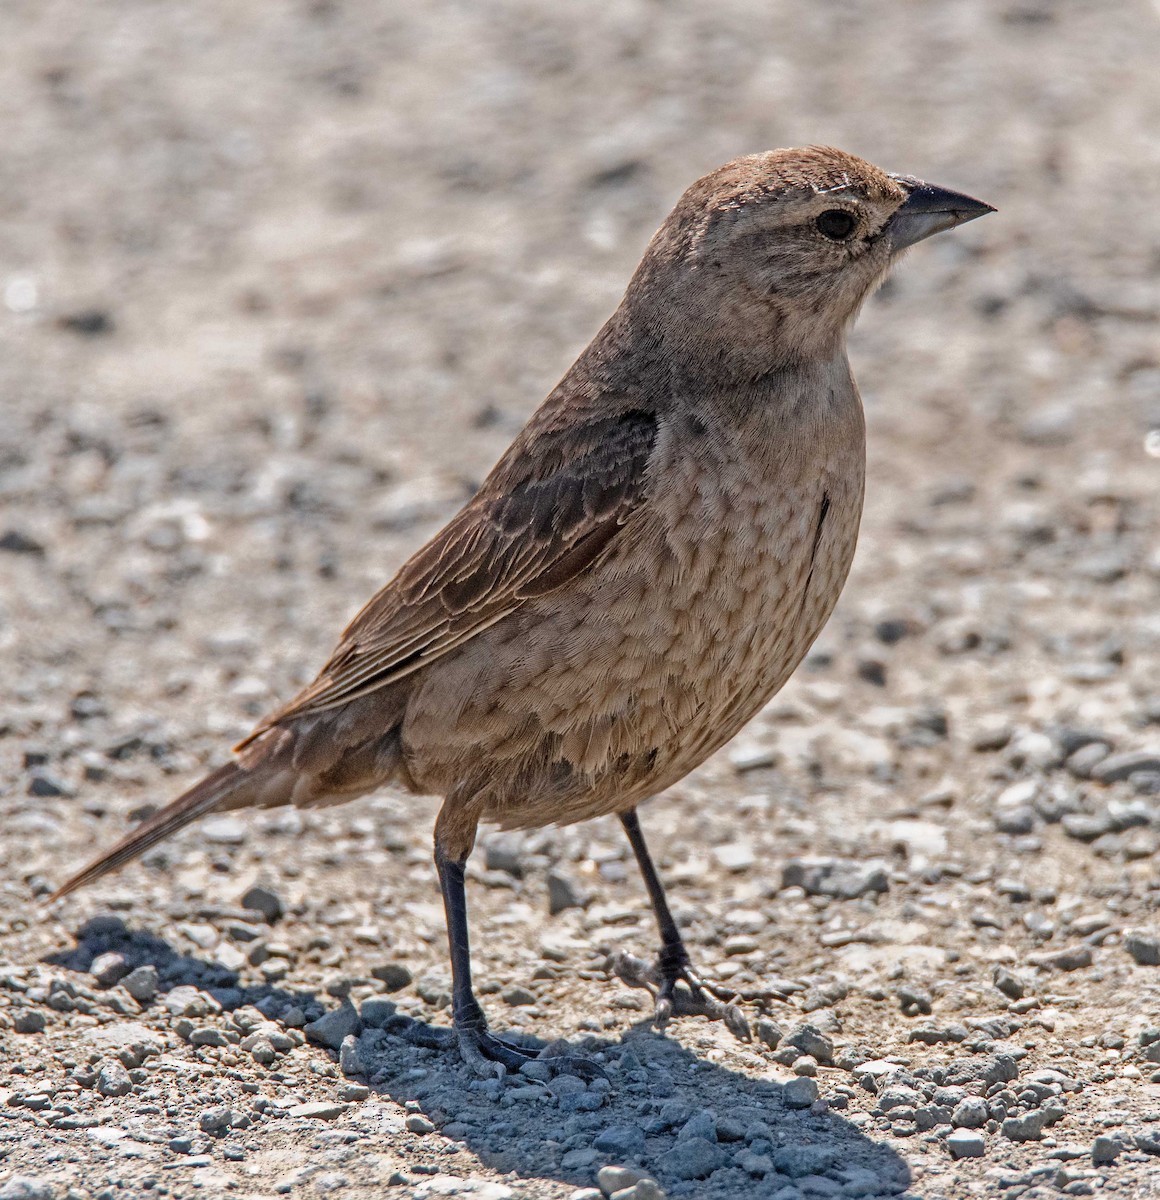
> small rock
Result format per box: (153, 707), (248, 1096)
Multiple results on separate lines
(96, 1062), (132, 1097)
(593, 1125), (645, 1156)
(89, 951), (130, 988)
(947, 1130), (985, 1159)
(1135, 1130), (1160, 1156)
(484, 835), (524, 877)
(783, 1076), (819, 1109)
(712, 841), (756, 872)
(202, 816), (247, 844)
(548, 871), (589, 915)
(1002, 1110), (1049, 1141)
(781, 857), (889, 899)
(677, 1110), (717, 1142)
(658, 1137), (724, 1180)
(626, 1182), (665, 1200)
(1031, 946), (1093, 972)
(1062, 811), (1115, 842)
(1091, 1135), (1121, 1165)
(199, 1105), (233, 1133)
(502, 985), (536, 1007)
(288, 1102), (349, 1121)
(405, 1112), (436, 1134)
(0, 530), (45, 555)
(1092, 750), (1160, 783)
(782, 1023), (834, 1064)
(1125, 930), (1160, 966)
(993, 965), (1025, 1000)
(952, 1097), (989, 1129)
(189, 1027), (229, 1047)
(370, 962), (412, 991)
(240, 885), (284, 923)
(305, 1003), (361, 1050)
(596, 1166), (643, 1195)
(360, 995), (399, 1026)
(756, 1018), (783, 1050)
(248, 1037), (276, 1065)
(1066, 743), (1111, 779)
(13, 1009), (47, 1034)
(0, 1178), (56, 1200)
(121, 964), (159, 1003)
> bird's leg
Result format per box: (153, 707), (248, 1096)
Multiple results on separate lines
(435, 838), (607, 1080)
(615, 808), (751, 1041)
(435, 844), (537, 1075)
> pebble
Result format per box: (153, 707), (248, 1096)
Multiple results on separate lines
(289, 1102), (349, 1121)
(593, 1125), (645, 1156)
(781, 857), (889, 899)
(952, 1097), (989, 1128)
(240, 885), (284, 923)
(305, 1002), (361, 1050)
(781, 1023), (834, 1064)
(0, 1179), (55, 1200)
(993, 965), (1026, 1000)
(502, 985), (536, 1006)
(1092, 1135), (1121, 1165)
(96, 1062), (132, 1097)
(1091, 750), (1160, 783)
(712, 841), (756, 872)
(1124, 930), (1160, 966)
(548, 870), (589, 914)
(370, 962), (413, 991)
(1002, 1111), (1050, 1141)
(121, 964), (159, 1003)
(89, 951), (130, 987)
(596, 1166), (643, 1194)
(202, 816), (247, 844)
(657, 1136), (724, 1180)
(782, 1076), (819, 1108)
(199, 1105), (233, 1133)
(13, 1009), (47, 1034)
(1032, 946), (1093, 971)
(947, 1130), (985, 1159)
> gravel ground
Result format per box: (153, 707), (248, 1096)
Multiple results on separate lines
(3, 2), (1160, 1198)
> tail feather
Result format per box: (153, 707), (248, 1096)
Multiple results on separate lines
(50, 762), (251, 901)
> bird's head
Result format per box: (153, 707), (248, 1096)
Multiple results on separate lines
(630, 146), (994, 371)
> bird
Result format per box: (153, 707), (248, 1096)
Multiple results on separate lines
(52, 146), (993, 1075)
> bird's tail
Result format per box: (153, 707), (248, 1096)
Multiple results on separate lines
(50, 761), (255, 901)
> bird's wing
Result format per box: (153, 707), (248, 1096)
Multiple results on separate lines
(249, 403), (659, 733)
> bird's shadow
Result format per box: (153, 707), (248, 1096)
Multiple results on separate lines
(45, 919), (914, 1199)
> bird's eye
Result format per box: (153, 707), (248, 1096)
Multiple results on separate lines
(815, 209), (857, 241)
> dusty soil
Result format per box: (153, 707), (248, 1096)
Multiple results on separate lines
(3, 1), (1160, 1198)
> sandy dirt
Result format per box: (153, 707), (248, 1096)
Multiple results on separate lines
(2, 2), (1160, 1198)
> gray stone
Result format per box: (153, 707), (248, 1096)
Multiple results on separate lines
(992, 966), (1025, 1000)
(1002, 1110), (1049, 1141)
(370, 962), (412, 991)
(305, 1002), (361, 1050)
(359, 995), (398, 1026)
(189, 1026), (229, 1047)
(240, 885), (284, 923)
(952, 1096), (989, 1128)
(783, 1076), (819, 1108)
(96, 1061), (132, 1097)
(1066, 743), (1111, 779)
(548, 871), (589, 915)
(772, 1144), (838, 1177)
(782, 1023), (834, 1064)
(0, 1178), (56, 1200)
(596, 1166), (643, 1195)
(502, 985), (536, 1006)
(90, 951), (130, 987)
(782, 857), (888, 899)
(1125, 930), (1160, 966)
(289, 1102), (349, 1121)
(1092, 751), (1160, 783)
(203, 816), (247, 844)
(1031, 945), (1092, 971)
(13, 1009), (46, 1034)
(199, 1105), (233, 1133)
(677, 1110), (717, 1142)
(405, 1112), (436, 1133)
(1062, 811), (1115, 842)
(1091, 1135), (1121, 1165)
(593, 1124), (645, 1156)
(658, 1136), (724, 1180)
(756, 1018), (783, 1050)
(121, 964), (159, 1003)
(947, 1130), (985, 1159)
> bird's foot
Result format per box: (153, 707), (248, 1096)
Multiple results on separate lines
(454, 1025), (608, 1081)
(609, 949), (752, 1042)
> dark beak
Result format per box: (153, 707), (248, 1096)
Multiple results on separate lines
(885, 174), (995, 252)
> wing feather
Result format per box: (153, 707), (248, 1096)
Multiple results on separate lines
(241, 403), (658, 740)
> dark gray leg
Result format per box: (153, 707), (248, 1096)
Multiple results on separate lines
(616, 808), (751, 1040)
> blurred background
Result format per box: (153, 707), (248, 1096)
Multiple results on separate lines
(2, 2), (1160, 1192)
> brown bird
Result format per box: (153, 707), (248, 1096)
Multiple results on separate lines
(53, 147), (992, 1074)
